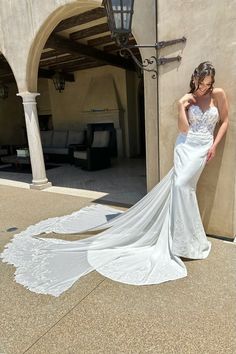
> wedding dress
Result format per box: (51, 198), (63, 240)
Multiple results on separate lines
(0, 104), (220, 296)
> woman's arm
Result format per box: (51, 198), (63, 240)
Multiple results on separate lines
(178, 93), (196, 133)
(206, 88), (229, 163)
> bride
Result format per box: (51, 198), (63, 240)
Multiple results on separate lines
(0, 62), (229, 297)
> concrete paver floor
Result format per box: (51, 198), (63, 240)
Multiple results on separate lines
(0, 182), (235, 354)
(0, 158), (147, 206)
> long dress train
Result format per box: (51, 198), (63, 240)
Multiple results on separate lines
(0, 104), (219, 296)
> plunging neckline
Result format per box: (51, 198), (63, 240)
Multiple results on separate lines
(191, 104), (218, 115)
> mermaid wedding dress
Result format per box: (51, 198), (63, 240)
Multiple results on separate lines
(0, 104), (219, 296)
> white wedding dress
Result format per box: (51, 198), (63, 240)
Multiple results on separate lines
(0, 104), (220, 296)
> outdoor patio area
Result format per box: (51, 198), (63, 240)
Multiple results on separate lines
(0, 0), (236, 353)
(0, 182), (235, 354)
(0, 157), (146, 206)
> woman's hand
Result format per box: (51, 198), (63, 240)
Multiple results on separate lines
(206, 145), (216, 163)
(178, 93), (196, 110)
(177, 93), (195, 133)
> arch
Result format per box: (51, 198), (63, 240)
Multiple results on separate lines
(26, 0), (102, 92)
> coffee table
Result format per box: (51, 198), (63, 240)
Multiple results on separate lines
(1, 155), (31, 168)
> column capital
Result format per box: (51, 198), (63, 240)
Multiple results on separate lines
(17, 91), (40, 104)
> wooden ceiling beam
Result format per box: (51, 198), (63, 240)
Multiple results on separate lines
(63, 61), (106, 72)
(87, 34), (114, 47)
(70, 22), (109, 41)
(104, 38), (137, 52)
(0, 65), (74, 83)
(54, 7), (106, 33)
(88, 34), (135, 47)
(38, 68), (75, 82)
(46, 34), (135, 71)
(46, 57), (92, 71)
(40, 53), (84, 67)
(40, 50), (65, 60)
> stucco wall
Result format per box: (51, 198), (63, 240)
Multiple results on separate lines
(48, 66), (126, 127)
(132, 0), (158, 188)
(126, 70), (140, 157)
(158, 0), (236, 237)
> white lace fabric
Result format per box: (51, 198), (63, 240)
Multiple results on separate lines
(188, 105), (219, 135)
(0, 105), (219, 296)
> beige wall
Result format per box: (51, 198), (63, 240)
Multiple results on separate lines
(158, 0), (236, 237)
(132, 0), (158, 189)
(126, 70), (140, 157)
(0, 82), (25, 145)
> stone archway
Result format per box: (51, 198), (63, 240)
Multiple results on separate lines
(26, 1), (102, 92)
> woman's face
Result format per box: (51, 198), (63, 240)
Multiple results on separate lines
(193, 75), (213, 96)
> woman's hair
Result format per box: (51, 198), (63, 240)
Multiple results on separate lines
(189, 61), (215, 94)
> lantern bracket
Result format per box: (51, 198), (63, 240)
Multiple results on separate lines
(124, 36), (186, 49)
(119, 37), (185, 79)
(118, 36), (186, 78)
(103, 1), (187, 78)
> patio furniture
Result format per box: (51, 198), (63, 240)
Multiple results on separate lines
(0, 146), (9, 162)
(16, 148), (30, 157)
(1, 154), (31, 168)
(41, 130), (86, 162)
(73, 130), (111, 171)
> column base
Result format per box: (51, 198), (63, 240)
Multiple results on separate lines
(30, 181), (52, 190)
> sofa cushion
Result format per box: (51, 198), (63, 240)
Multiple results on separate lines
(74, 151), (87, 160)
(0, 148), (8, 156)
(43, 147), (69, 155)
(40, 131), (53, 147)
(51, 131), (68, 148)
(92, 131), (110, 148)
(67, 130), (84, 146)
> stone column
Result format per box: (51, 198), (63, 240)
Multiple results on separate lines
(17, 91), (52, 190)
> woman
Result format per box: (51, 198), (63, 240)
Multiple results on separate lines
(1, 62), (229, 297)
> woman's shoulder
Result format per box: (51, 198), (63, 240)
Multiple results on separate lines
(212, 87), (226, 97)
(212, 88), (227, 104)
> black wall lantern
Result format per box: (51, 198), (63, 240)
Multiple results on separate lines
(53, 72), (66, 93)
(104, 0), (134, 47)
(0, 84), (8, 99)
(103, 0), (186, 78)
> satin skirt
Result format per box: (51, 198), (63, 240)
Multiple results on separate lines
(0, 131), (213, 296)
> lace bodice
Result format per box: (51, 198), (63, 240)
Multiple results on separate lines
(188, 105), (219, 135)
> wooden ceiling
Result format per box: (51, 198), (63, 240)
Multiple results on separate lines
(0, 7), (140, 84)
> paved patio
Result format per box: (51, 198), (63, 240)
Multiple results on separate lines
(0, 158), (146, 206)
(0, 170), (235, 353)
